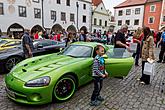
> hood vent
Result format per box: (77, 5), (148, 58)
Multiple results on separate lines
(22, 69), (27, 72)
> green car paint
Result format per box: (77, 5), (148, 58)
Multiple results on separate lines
(5, 42), (134, 105)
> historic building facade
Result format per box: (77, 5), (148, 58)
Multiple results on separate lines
(0, 0), (92, 37)
(92, 0), (115, 33)
(143, 0), (162, 32)
(114, 0), (146, 32)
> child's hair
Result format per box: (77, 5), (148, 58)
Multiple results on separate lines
(93, 45), (105, 58)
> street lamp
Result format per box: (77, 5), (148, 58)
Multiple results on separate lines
(76, 2), (79, 31)
(41, 0), (45, 29)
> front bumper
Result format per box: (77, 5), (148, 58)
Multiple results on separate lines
(5, 74), (53, 105)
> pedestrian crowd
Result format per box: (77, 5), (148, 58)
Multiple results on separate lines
(89, 24), (165, 106)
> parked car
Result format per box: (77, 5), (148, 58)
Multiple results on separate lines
(5, 42), (134, 105)
(0, 39), (21, 51)
(0, 39), (65, 73)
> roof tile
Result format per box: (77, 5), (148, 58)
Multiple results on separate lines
(92, 0), (102, 6)
(114, 0), (147, 8)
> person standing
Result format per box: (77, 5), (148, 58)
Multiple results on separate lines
(157, 30), (165, 63)
(133, 27), (144, 66)
(141, 27), (155, 85)
(115, 24), (130, 50)
(114, 24), (130, 57)
(90, 45), (108, 106)
(65, 33), (75, 47)
(79, 30), (87, 42)
(22, 30), (34, 58)
(156, 31), (162, 48)
(34, 30), (39, 39)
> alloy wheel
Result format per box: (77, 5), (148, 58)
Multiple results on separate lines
(5, 57), (22, 71)
(54, 76), (76, 101)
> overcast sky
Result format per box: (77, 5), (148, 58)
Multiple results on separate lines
(103, 0), (125, 14)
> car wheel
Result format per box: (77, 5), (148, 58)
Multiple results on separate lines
(53, 75), (76, 101)
(5, 56), (22, 71)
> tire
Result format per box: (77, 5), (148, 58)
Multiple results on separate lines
(53, 75), (76, 101)
(5, 56), (22, 72)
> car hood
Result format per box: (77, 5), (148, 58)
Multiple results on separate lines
(11, 54), (85, 82)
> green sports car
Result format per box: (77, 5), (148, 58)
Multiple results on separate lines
(5, 42), (134, 105)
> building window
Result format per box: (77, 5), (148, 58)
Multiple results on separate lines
(148, 17), (154, 24)
(118, 20), (122, 26)
(83, 15), (86, 23)
(135, 8), (140, 14)
(57, 0), (61, 4)
(99, 19), (102, 26)
(163, 16), (165, 22)
(51, 10), (56, 20)
(0, 3), (4, 15)
(150, 5), (156, 12)
(118, 10), (123, 16)
(134, 19), (139, 25)
(105, 21), (107, 27)
(83, 4), (86, 10)
(33, 0), (39, 3)
(94, 18), (97, 25)
(18, 6), (27, 17)
(126, 9), (131, 15)
(70, 13), (74, 22)
(66, 0), (70, 6)
(125, 20), (130, 25)
(34, 8), (41, 19)
(61, 12), (66, 21)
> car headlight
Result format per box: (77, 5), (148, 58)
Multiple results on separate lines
(25, 76), (51, 87)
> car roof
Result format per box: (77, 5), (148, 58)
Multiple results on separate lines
(33, 39), (57, 42)
(72, 42), (114, 50)
(1, 39), (21, 41)
(72, 42), (103, 47)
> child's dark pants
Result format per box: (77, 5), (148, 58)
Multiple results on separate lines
(91, 77), (103, 101)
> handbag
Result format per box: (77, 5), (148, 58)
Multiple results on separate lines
(144, 62), (155, 76)
(144, 62), (155, 83)
(130, 43), (137, 53)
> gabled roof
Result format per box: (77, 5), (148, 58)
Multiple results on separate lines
(114, 0), (147, 8)
(92, 0), (102, 6)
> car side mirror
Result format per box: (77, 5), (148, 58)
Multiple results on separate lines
(38, 45), (43, 49)
(1, 44), (6, 47)
(103, 54), (108, 59)
(60, 48), (64, 52)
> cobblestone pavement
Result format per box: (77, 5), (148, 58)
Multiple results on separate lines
(0, 49), (165, 110)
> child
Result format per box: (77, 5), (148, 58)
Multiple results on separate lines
(90, 45), (108, 106)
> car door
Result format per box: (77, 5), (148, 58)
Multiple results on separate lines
(33, 40), (49, 56)
(47, 41), (61, 53)
(104, 48), (134, 77)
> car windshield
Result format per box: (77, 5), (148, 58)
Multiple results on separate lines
(106, 48), (132, 58)
(62, 45), (92, 58)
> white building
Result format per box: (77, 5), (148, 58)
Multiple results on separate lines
(91, 0), (115, 33)
(114, 0), (146, 32)
(0, 0), (92, 38)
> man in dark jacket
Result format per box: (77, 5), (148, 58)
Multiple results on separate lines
(114, 24), (130, 57)
(22, 30), (35, 58)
